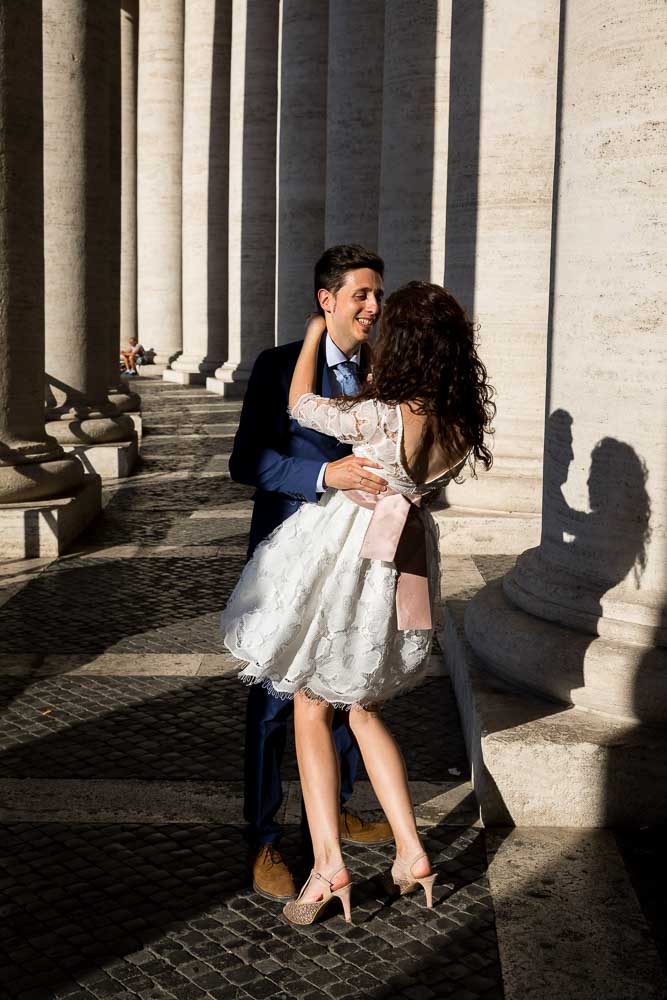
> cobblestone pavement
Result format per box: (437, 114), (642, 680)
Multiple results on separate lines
(0, 675), (467, 784)
(0, 377), (505, 1000)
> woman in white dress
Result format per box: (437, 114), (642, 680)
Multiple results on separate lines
(221, 281), (494, 924)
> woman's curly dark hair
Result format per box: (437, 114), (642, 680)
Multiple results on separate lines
(347, 281), (495, 473)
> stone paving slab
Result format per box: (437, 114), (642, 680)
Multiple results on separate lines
(0, 779), (479, 828)
(615, 827), (667, 976)
(486, 828), (667, 1000)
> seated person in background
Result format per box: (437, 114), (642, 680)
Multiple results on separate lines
(120, 337), (144, 375)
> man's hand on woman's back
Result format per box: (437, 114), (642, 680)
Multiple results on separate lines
(324, 455), (387, 494)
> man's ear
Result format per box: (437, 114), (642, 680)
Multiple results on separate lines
(317, 287), (334, 314)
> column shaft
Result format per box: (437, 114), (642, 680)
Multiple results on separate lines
(208, 0), (279, 396)
(168, 0), (231, 384)
(108, 0), (140, 413)
(0, 0), (83, 503)
(466, 0), (667, 726)
(137, 0), (184, 366)
(442, 1), (559, 521)
(43, 0), (135, 447)
(120, 1), (138, 350)
(325, 1), (384, 250)
(378, 0), (451, 291)
(273, 0), (327, 346)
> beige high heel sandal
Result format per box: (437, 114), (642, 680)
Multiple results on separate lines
(387, 851), (437, 908)
(282, 864), (352, 926)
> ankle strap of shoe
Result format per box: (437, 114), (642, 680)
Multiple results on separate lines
(312, 863), (346, 889)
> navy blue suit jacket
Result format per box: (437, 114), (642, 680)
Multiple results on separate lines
(229, 334), (357, 557)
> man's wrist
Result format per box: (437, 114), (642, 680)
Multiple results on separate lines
(316, 462), (329, 494)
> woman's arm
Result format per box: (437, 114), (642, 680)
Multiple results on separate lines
(288, 314), (326, 408)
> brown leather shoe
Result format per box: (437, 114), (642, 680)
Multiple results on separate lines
(339, 809), (394, 846)
(251, 845), (297, 901)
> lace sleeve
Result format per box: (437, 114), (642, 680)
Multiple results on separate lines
(289, 393), (384, 444)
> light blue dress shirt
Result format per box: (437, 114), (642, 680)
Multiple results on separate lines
(315, 335), (361, 493)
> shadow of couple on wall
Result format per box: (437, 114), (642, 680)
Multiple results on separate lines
(546, 408), (651, 606)
(527, 406), (655, 715)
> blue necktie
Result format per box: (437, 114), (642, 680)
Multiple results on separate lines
(333, 360), (361, 397)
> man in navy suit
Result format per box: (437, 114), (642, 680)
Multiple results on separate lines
(229, 245), (394, 900)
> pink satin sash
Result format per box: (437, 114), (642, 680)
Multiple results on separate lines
(345, 487), (434, 631)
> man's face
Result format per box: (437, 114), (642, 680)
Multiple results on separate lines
(324, 268), (384, 347)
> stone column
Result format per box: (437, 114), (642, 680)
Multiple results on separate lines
(108, 0), (140, 416)
(137, 0), (183, 367)
(119, 2), (138, 353)
(0, 0), (84, 509)
(325, 1), (384, 250)
(167, 0), (231, 385)
(0, 2), (99, 558)
(43, 0), (136, 476)
(207, 0), (279, 396)
(378, 0), (451, 291)
(273, 0), (327, 346)
(463, 0), (667, 821)
(438, 1), (560, 551)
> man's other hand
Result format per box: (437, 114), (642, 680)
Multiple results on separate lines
(323, 456), (387, 494)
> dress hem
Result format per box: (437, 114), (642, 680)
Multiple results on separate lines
(237, 663), (430, 712)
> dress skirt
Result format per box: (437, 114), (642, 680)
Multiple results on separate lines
(220, 489), (440, 709)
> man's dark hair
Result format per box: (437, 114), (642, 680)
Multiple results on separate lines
(314, 244), (384, 315)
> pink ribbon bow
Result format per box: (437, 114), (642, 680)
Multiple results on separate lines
(345, 487), (433, 631)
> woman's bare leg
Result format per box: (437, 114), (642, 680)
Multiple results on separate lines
(348, 706), (430, 877)
(294, 691), (350, 901)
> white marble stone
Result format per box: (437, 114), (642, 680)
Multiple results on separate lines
(0, 3), (85, 506)
(62, 437), (139, 480)
(488, 829), (667, 1000)
(378, 0), (452, 290)
(443, 0), (560, 523)
(170, 0), (231, 382)
(443, 601), (667, 826)
(434, 506), (541, 555)
(0, 476), (102, 558)
(208, 0), (279, 395)
(119, 1), (138, 349)
(466, 0), (667, 737)
(274, 0), (327, 345)
(43, 0), (136, 448)
(137, 0), (184, 365)
(325, 1), (384, 250)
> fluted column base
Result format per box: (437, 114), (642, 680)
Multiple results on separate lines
(0, 474), (101, 558)
(45, 415), (139, 478)
(206, 364), (250, 399)
(164, 355), (219, 386)
(108, 388), (141, 414)
(441, 597), (667, 827)
(465, 577), (667, 726)
(505, 547), (665, 646)
(0, 456), (85, 505)
(46, 414), (137, 446)
(152, 352), (182, 368)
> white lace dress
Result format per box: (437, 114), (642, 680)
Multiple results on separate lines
(220, 393), (463, 709)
